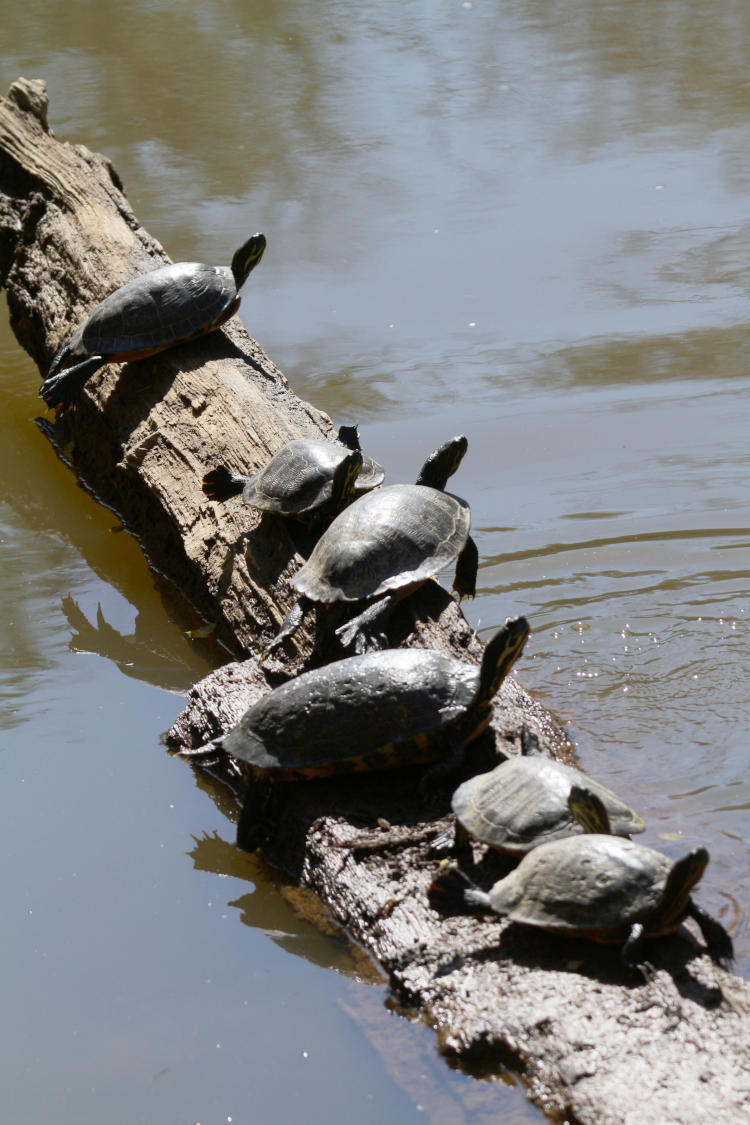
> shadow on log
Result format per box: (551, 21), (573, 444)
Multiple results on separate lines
(2, 78), (749, 1125)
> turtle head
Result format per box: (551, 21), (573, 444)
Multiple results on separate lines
(331, 449), (364, 506)
(567, 785), (612, 835)
(415, 435), (468, 490)
(336, 424), (362, 452)
(649, 847), (710, 937)
(231, 233), (267, 288)
(476, 615), (530, 706)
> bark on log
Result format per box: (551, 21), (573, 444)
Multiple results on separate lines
(2, 78), (749, 1125)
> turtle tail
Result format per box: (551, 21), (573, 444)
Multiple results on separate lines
(201, 466), (247, 502)
(428, 867), (492, 917)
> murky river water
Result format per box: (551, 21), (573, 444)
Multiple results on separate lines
(2, 2), (750, 1121)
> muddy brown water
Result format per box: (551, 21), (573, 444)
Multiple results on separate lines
(2, 2), (749, 1122)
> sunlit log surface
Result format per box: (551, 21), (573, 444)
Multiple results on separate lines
(2, 78), (749, 1125)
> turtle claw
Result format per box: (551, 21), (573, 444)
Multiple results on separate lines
(335, 594), (396, 653)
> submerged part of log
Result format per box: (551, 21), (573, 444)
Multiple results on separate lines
(2, 78), (750, 1125)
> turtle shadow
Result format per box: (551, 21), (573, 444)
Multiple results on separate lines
(214, 517), (301, 596)
(97, 328), (260, 440)
(436, 919), (728, 1009)
(99, 354), (181, 434)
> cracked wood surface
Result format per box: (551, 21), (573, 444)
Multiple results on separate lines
(2, 77), (749, 1125)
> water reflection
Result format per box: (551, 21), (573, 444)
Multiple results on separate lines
(61, 594), (212, 693)
(187, 829), (381, 980)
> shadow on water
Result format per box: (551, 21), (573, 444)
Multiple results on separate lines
(187, 829), (384, 980)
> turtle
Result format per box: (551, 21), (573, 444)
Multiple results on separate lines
(39, 233), (266, 411)
(449, 752), (645, 862)
(263, 433), (479, 656)
(201, 424), (385, 519)
(428, 825), (734, 977)
(194, 615), (529, 852)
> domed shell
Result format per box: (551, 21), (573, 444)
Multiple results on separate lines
(72, 260), (241, 358)
(293, 482), (470, 604)
(452, 756), (645, 854)
(221, 647), (480, 776)
(241, 438), (384, 515)
(488, 835), (673, 937)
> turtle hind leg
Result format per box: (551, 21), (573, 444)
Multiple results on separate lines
(687, 901), (734, 967)
(39, 354), (106, 411)
(452, 535), (478, 600)
(335, 593), (396, 653)
(202, 466), (247, 502)
(262, 598), (309, 659)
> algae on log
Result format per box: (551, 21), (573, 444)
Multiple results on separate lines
(2, 78), (750, 1125)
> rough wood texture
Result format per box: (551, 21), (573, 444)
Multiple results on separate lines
(2, 78), (749, 1125)
(0, 77), (330, 660)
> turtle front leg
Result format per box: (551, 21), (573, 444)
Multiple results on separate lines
(621, 922), (655, 981)
(452, 535), (478, 600)
(335, 593), (396, 653)
(687, 900), (734, 967)
(39, 354), (106, 411)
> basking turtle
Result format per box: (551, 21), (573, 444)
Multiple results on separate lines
(40, 233), (266, 411)
(450, 754), (645, 861)
(428, 829), (734, 976)
(264, 434), (479, 656)
(197, 616), (529, 851)
(201, 424), (384, 518)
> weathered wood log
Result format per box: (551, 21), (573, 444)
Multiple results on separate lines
(2, 78), (749, 1125)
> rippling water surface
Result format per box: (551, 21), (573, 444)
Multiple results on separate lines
(2, 1), (750, 1121)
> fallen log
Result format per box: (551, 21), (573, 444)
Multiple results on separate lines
(2, 77), (749, 1125)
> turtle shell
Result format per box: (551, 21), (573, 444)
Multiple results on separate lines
(241, 438), (384, 515)
(488, 835), (678, 940)
(221, 647), (482, 777)
(292, 482), (470, 604)
(452, 756), (645, 854)
(66, 260), (240, 362)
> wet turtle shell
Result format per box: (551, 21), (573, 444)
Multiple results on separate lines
(428, 836), (734, 973)
(451, 756), (645, 855)
(202, 427), (384, 516)
(40, 233), (266, 411)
